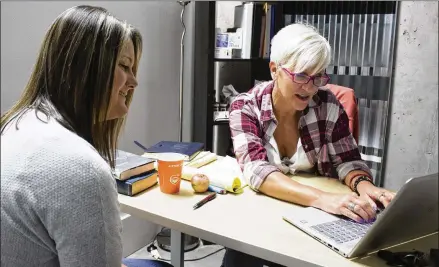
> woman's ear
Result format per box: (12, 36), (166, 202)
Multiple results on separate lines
(269, 62), (277, 80)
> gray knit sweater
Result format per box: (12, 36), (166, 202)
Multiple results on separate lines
(1, 110), (122, 267)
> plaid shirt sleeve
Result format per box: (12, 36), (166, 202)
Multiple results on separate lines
(229, 97), (280, 190)
(326, 100), (373, 182)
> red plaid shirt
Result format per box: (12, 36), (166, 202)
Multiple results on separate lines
(229, 81), (372, 190)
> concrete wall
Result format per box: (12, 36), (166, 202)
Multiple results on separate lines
(1, 1), (185, 255)
(383, 1), (438, 190)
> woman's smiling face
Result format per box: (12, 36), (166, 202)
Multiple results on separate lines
(271, 62), (328, 111)
(107, 40), (138, 120)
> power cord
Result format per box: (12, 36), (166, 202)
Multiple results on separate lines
(147, 228), (225, 262)
(147, 243), (225, 262)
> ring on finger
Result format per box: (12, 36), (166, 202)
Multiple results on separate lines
(348, 202), (356, 212)
(378, 192), (386, 200)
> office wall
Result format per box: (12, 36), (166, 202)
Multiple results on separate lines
(383, 1), (438, 190)
(1, 0), (184, 250)
(1, 1), (186, 151)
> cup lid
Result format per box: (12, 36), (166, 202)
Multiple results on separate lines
(156, 153), (186, 161)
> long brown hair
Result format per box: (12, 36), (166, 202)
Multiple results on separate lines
(0, 5), (142, 168)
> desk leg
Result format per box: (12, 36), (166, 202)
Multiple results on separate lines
(171, 229), (184, 267)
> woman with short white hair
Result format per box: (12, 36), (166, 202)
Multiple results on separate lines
(223, 23), (395, 266)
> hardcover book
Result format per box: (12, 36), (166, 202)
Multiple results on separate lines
(115, 150), (155, 181)
(116, 170), (158, 196)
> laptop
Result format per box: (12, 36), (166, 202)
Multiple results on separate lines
(283, 173), (438, 258)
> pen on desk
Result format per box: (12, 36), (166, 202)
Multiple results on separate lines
(208, 185), (226, 194)
(193, 192), (217, 210)
(134, 140), (148, 152)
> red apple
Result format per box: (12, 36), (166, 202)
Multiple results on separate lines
(191, 174), (210, 193)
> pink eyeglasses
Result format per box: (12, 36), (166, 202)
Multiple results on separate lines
(282, 67), (330, 87)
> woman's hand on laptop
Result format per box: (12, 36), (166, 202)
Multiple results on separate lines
(315, 192), (377, 223)
(356, 182), (396, 209)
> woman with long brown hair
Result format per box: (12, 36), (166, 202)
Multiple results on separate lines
(1, 5), (171, 267)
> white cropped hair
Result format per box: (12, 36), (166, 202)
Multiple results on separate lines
(270, 23), (331, 75)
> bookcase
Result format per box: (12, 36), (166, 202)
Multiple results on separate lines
(192, 1), (398, 186)
(192, 2), (285, 156)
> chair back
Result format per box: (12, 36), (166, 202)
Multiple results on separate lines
(325, 84), (359, 143)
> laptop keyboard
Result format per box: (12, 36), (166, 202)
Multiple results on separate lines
(310, 219), (373, 244)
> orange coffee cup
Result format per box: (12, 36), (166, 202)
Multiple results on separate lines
(156, 153), (186, 194)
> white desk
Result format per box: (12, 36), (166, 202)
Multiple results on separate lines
(118, 174), (438, 267)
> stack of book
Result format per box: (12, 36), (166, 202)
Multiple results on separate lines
(114, 150), (157, 196)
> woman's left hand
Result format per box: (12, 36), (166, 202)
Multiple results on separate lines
(356, 182), (396, 210)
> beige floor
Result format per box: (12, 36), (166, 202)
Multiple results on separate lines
(128, 241), (226, 267)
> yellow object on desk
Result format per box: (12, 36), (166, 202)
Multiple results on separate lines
(185, 152), (217, 168)
(182, 155), (245, 193)
(182, 166), (243, 193)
